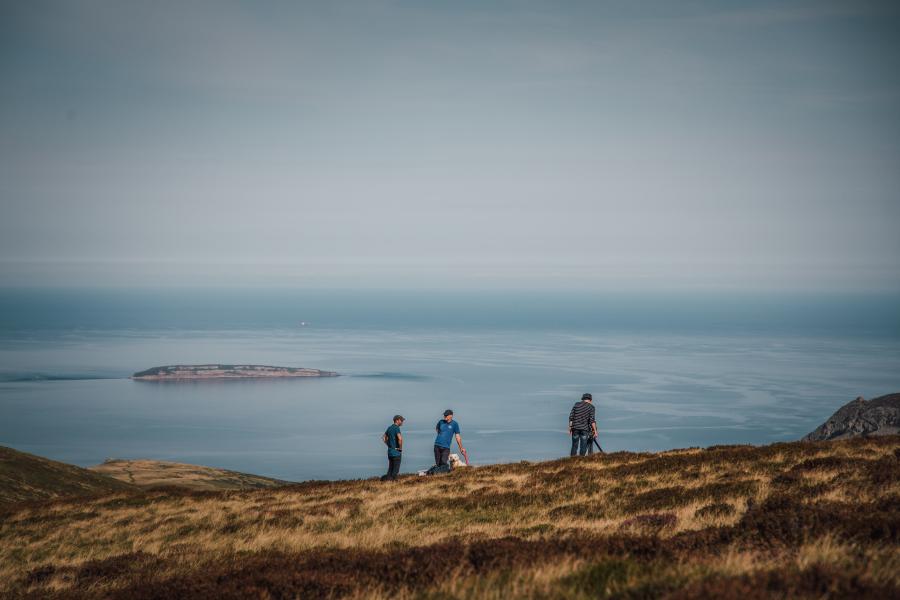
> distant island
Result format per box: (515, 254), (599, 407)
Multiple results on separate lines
(131, 364), (339, 380)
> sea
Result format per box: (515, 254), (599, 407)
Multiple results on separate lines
(1, 288), (898, 482)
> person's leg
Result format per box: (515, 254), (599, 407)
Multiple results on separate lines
(389, 456), (401, 479)
(381, 453), (392, 481)
(438, 447), (450, 466)
(434, 445), (442, 466)
(587, 434), (594, 456)
(578, 432), (590, 456)
(570, 432), (579, 456)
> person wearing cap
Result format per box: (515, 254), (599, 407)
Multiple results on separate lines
(381, 415), (404, 481)
(569, 393), (597, 456)
(434, 409), (464, 468)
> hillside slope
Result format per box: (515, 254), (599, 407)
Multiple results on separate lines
(2, 436), (898, 599)
(90, 459), (289, 491)
(0, 445), (134, 506)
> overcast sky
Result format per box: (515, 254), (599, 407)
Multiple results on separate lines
(1, 1), (899, 290)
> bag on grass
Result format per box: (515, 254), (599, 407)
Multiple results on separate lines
(425, 464), (452, 476)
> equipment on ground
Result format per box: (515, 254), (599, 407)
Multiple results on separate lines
(425, 464), (452, 475)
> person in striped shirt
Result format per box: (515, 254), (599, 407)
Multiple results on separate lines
(569, 393), (597, 456)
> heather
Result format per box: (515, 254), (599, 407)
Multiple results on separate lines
(2, 436), (898, 599)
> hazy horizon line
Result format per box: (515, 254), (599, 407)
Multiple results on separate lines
(2, 257), (898, 293)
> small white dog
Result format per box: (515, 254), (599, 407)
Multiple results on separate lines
(448, 453), (468, 468)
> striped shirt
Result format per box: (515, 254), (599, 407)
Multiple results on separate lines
(569, 401), (596, 432)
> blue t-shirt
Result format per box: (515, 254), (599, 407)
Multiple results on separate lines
(385, 423), (402, 457)
(434, 419), (460, 449)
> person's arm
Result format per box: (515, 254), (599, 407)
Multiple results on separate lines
(590, 405), (598, 438)
(568, 405), (575, 434)
(453, 422), (464, 452)
(397, 432), (403, 452)
(382, 432), (389, 446)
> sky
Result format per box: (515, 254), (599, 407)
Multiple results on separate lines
(1, 0), (899, 291)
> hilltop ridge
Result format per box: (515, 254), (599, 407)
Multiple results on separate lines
(2, 435), (898, 598)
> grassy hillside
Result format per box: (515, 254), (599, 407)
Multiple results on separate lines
(0, 446), (134, 507)
(90, 459), (289, 491)
(1, 436), (898, 599)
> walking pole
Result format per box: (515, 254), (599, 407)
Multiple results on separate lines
(592, 437), (604, 453)
(459, 441), (470, 465)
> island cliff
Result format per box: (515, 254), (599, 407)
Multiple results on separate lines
(131, 364), (339, 380)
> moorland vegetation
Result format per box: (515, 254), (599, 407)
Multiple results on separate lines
(0, 446), (133, 506)
(1, 436), (898, 599)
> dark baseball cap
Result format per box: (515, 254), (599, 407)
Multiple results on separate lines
(443, 409), (454, 417)
(393, 415), (405, 422)
(582, 393), (592, 400)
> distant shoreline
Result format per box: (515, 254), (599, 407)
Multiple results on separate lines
(131, 364), (339, 381)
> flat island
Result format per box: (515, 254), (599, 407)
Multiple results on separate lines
(131, 365), (339, 380)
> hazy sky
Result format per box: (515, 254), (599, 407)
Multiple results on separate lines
(1, 1), (899, 290)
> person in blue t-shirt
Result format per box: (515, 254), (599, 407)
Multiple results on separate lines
(381, 415), (404, 481)
(434, 409), (465, 467)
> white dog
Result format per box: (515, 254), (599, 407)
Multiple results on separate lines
(448, 453), (468, 468)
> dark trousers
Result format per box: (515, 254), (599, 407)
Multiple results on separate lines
(381, 455), (401, 480)
(571, 430), (593, 457)
(434, 445), (450, 466)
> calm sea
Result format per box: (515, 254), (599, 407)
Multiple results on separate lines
(1, 288), (898, 481)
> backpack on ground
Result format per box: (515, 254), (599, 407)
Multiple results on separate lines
(425, 464), (452, 475)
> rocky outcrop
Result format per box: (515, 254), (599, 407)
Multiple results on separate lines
(803, 393), (900, 441)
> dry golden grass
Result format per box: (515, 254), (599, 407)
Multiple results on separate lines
(1, 435), (898, 598)
(88, 459), (286, 491)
